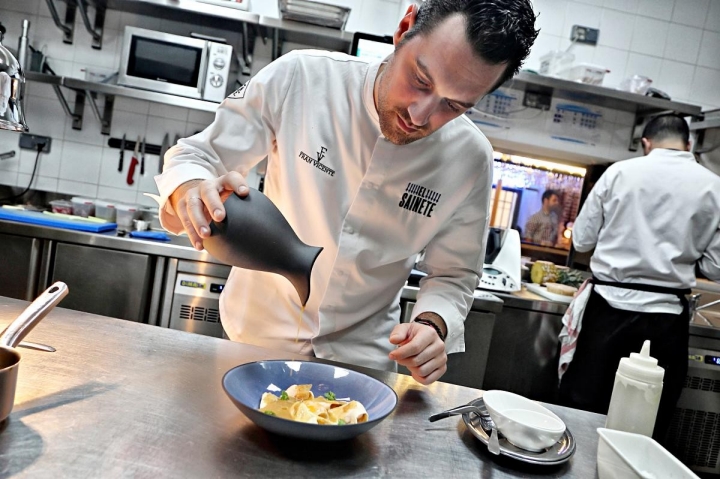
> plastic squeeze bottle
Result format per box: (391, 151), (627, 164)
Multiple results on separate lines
(604, 340), (665, 437)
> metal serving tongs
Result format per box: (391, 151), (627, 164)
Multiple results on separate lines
(429, 402), (500, 455)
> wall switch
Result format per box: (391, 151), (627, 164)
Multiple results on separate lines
(571, 25), (599, 45)
(19, 133), (51, 153)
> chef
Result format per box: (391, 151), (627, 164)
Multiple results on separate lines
(155, 0), (538, 384)
(558, 114), (720, 443)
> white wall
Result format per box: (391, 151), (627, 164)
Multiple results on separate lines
(0, 0), (716, 201)
(527, 0), (720, 110)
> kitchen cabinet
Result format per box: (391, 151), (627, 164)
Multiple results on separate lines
(50, 242), (153, 322)
(0, 232), (42, 301)
(482, 305), (564, 403)
(399, 300), (496, 390)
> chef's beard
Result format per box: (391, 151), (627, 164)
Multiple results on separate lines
(376, 64), (431, 146)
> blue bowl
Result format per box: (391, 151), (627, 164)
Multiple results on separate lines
(222, 360), (398, 441)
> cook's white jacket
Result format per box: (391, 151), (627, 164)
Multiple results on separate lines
(155, 50), (493, 371)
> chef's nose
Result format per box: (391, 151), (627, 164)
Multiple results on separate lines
(407, 94), (437, 127)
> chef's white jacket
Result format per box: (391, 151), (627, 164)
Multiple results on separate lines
(573, 148), (720, 314)
(155, 50), (493, 371)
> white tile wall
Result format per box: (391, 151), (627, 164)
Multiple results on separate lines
(526, 0), (720, 109)
(0, 0), (717, 198)
(598, 9), (635, 50)
(671, 0), (711, 28)
(663, 23), (702, 64)
(630, 17), (669, 56)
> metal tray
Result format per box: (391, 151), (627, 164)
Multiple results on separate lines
(278, 0), (351, 30)
(462, 398), (576, 465)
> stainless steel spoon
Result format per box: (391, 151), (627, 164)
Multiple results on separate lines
(488, 426), (501, 455)
(428, 404), (487, 422)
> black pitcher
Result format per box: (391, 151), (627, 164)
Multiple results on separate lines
(202, 190), (323, 306)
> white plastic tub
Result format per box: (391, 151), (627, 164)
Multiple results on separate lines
(597, 428), (699, 479)
(557, 63), (609, 85)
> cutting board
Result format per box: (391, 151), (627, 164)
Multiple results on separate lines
(0, 208), (117, 233)
(525, 283), (574, 304)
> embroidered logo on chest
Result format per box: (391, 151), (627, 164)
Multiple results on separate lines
(399, 182), (442, 218)
(298, 146), (335, 177)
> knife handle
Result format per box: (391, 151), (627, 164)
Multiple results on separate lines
(127, 157), (139, 185)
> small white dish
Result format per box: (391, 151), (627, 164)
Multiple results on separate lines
(483, 390), (566, 452)
(597, 428), (699, 479)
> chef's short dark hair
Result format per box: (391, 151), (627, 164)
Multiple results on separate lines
(542, 189), (559, 202)
(399, 0), (539, 91)
(642, 114), (690, 145)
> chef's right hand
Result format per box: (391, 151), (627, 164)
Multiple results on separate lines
(169, 171), (249, 251)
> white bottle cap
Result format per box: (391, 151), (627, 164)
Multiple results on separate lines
(617, 340), (665, 384)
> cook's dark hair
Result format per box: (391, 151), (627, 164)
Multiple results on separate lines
(400, 0), (539, 91)
(542, 189), (559, 202)
(642, 114), (690, 145)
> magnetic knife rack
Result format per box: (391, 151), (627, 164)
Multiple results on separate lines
(107, 137), (163, 156)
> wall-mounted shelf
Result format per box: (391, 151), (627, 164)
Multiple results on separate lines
(507, 72), (702, 117)
(506, 72), (703, 152)
(26, 71), (219, 134)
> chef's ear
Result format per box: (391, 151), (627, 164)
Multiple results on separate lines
(394, 4), (419, 46)
(641, 137), (651, 155)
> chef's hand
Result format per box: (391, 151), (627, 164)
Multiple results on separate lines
(169, 172), (249, 251)
(389, 313), (448, 385)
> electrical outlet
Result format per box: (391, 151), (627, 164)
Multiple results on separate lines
(19, 133), (51, 153)
(523, 89), (552, 110)
(571, 25), (599, 45)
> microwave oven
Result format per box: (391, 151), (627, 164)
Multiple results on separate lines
(118, 27), (233, 103)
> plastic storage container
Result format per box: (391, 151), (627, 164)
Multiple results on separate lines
(539, 50), (575, 77)
(557, 63), (609, 85)
(49, 199), (73, 215)
(95, 199), (117, 222)
(597, 428), (700, 479)
(116, 204), (140, 229)
(605, 340), (664, 437)
(71, 197), (95, 218)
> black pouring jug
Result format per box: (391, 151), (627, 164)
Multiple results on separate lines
(202, 189), (323, 306)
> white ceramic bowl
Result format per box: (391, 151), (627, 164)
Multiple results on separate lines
(482, 390), (566, 452)
(597, 428), (699, 479)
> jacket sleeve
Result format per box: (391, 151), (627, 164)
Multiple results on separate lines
(154, 52), (300, 234)
(411, 147), (493, 355)
(699, 224), (720, 281)
(572, 170), (609, 253)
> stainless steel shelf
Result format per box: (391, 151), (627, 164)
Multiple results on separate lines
(507, 71), (703, 117)
(26, 71), (219, 113)
(108, 0), (260, 24)
(690, 116), (720, 131)
(259, 15), (354, 43)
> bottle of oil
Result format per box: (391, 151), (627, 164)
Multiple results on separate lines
(605, 340), (665, 437)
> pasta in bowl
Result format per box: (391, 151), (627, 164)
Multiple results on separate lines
(223, 360), (398, 440)
(260, 384), (369, 425)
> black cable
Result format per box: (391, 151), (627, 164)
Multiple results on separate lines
(0, 143), (45, 202)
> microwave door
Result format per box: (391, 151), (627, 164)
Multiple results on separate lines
(118, 27), (207, 100)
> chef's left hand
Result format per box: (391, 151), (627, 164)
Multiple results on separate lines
(389, 314), (447, 385)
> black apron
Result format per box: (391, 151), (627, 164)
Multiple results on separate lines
(558, 277), (690, 446)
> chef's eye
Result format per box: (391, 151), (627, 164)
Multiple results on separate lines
(414, 74), (430, 89)
(446, 101), (461, 113)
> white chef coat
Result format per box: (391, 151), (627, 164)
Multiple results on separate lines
(573, 148), (720, 314)
(155, 50), (494, 371)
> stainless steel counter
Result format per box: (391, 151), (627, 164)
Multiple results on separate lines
(0, 296), (605, 478)
(0, 219), (219, 264)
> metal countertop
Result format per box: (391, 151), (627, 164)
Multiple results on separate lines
(0, 296), (605, 478)
(0, 219), (218, 263)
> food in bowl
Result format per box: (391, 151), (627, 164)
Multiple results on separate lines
(483, 390), (566, 452)
(259, 384), (368, 425)
(223, 360), (398, 441)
